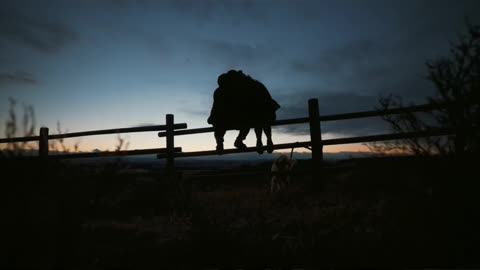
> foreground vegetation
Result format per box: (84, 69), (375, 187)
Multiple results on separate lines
(2, 155), (479, 269)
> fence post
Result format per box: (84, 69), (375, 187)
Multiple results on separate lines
(308, 98), (323, 189)
(166, 114), (175, 176)
(39, 127), (49, 158)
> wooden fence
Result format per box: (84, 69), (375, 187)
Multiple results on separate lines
(0, 98), (459, 186)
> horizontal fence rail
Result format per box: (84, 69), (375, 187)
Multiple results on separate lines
(157, 99), (468, 189)
(48, 124), (187, 140)
(0, 123), (187, 144)
(157, 141), (312, 159)
(2, 98), (473, 187)
(0, 117), (187, 159)
(318, 102), (448, 122)
(3, 102), (446, 143)
(157, 102), (452, 138)
(0, 135), (40, 144)
(50, 147), (182, 160)
(157, 117), (311, 138)
(157, 128), (457, 160)
(321, 128), (456, 146)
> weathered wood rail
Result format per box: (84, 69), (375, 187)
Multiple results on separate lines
(0, 98), (462, 188)
(0, 122), (187, 158)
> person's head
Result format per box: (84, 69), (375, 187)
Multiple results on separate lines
(227, 69), (246, 81)
(217, 73), (228, 86)
(218, 69), (245, 87)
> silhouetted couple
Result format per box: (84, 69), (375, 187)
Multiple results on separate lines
(208, 70), (280, 154)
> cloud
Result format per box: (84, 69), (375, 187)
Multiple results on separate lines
(0, 70), (38, 86)
(276, 91), (390, 136)
(200, 39), (256, 65)
(168, 0), (264, 24)
(0, 5), (77, 53)
(286, 34), (443, 111)
(285, 2), (480, 100)
(181, 107), (210, 118)
(131, 123), (156, 127)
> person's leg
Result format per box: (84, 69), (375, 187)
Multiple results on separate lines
(214, 128), (226, 151)
(264, 126), (274, 153)
(254, 127), (264, 154)
(234, 128), (249, 149)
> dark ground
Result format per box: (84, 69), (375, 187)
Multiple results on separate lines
(1, 155), (479, 269)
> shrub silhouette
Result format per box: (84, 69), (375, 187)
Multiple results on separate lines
(369, 21), (480, 156)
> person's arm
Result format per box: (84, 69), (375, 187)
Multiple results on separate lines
(208, 88), (220, 124)
(255, 80), (280, 111)
(259, 81), (272, 99)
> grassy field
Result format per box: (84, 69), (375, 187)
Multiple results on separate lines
(2, 155), (479, 269)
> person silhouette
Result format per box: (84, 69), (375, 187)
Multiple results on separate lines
(208, 70), (250, 152)
(236, 71), (279, 154)
(207, 70), (280, 154)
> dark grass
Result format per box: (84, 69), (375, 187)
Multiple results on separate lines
(1, 155), (479, 269)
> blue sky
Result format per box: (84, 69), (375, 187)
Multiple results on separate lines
(1, 0), (479, 153)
